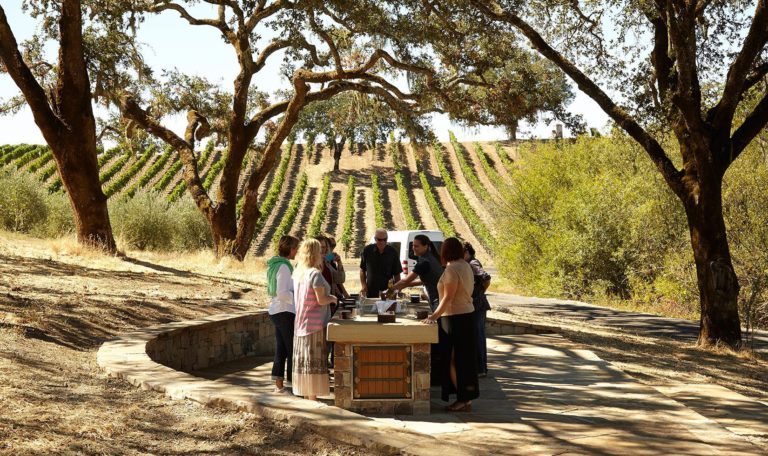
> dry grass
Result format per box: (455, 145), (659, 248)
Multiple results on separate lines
(0, 232), (375, 456)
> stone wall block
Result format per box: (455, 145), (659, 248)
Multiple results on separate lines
(413, 352), (430, 372)
(334, 356), (350, 372)
(394, 402), (413, 415)
(413, 400), (430, 415)
(415, 388), (431, 401)
(414, 373), (431, 390)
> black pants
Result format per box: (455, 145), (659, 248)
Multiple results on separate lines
(269, 312), (295, 381)
(440, 312), (480, 402)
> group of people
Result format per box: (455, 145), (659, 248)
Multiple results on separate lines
(266, 228), (491, 413)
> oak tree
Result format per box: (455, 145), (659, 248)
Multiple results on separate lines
(457, 0), (768, 347)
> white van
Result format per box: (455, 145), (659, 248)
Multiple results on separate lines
(369, 230), (445, 275)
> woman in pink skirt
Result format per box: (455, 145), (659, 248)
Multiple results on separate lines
(292, 238), (337, 400)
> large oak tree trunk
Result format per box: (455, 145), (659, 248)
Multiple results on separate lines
(0, 1), (116, 253)
(56, 139), (116, 251)
(683, 177), (742, 347)
(209, 204), (238, 258)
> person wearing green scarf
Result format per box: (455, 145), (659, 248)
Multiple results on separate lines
(267, 235), (299, 393)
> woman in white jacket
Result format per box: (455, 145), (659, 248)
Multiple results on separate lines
(266, 235), (299, 393)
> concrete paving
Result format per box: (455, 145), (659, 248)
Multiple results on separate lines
(488, 292), (768, 354)
(197, 334), (766, 455)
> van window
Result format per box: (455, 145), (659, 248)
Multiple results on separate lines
(387, 242), (401, 256)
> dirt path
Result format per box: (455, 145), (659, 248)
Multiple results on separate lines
(461, 141), (503, 200)
(249, 147), (304, 255)
(423, 144), (493, 264)
(114, 153), (160, 197)
(440, 141), (496, 224)
(402, 144), (439, 230)
(146, 149), (178, 190)
(0, 234), (378, 456)
(478, 141), (513, 180)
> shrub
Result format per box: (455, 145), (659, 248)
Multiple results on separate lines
(432, 140), (493, 250)
(245, 148), (291, 231)
(28, 147), (53, 173)
(0, 144), (35, 166)
(169, 197), (212, 251)
(104, 144), (156, 198)
(495, 135), (690, 303)
(110, 192), (175, 250)
(448, 131), (491, 201)
(154, 153), (183, 192)
(390, 136), (421, 230)
(0, 170), (48, 232)
(99, 152), (130, 185)
(35, 192), (75, 238)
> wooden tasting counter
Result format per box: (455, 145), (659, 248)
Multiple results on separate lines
(327, 312), (437, 415)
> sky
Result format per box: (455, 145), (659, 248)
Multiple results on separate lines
(0, 4), (610, 145)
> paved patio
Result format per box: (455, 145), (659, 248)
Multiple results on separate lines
(196, 333), (767, 455)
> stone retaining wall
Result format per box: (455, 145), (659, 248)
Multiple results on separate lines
(145, 311), (275, 372)
(485, 317), (557, 336)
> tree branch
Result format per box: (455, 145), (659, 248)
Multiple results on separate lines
(663, 2), (706, 139)
(58, 0), (93, 126)
(120, 95), (212, 214)
(309, 11), (343, 73)
(245, 0), (290, 33)
(730, 89), (768, 160)
(709, 0), (768, 131)
(148, 2), (233, 38)
(0, 6), (62, 141)
(471, 0), (685, 197)
(743, 61), (768, 92)
(253, 39), (293, 72)
(202, 0), (244, 29)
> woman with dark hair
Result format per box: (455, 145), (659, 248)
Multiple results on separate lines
(266, 235), (300, 392)
(422, 237), (479, 412)
(464, 242), (491, 377)
(392, 234), (443, 310)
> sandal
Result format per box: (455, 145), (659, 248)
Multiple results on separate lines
(446, 401), (472, 412)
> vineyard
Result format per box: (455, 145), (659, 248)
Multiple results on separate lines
(0, 136), (516, 264)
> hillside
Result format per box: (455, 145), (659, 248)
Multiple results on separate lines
(0, 137), (518, 264)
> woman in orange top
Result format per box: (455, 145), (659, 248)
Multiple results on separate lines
(422, 237), (479, 411)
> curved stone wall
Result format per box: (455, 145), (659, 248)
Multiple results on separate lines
(146, 311), (275, 372)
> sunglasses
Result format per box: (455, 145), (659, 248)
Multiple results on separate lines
(375, 238), (388, 242)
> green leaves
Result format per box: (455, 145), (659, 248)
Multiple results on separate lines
(433, 139), (494, 252)
(248, 148), (291, 235)
(371, 172), (386, 229)
(125, 145), (173, 198)
(339, 176), (356, 253)
(390, 137), (421, 230)
(307, 174), (332, 238)
(272, 173), (308, 250)
(104, 144), (156, 198)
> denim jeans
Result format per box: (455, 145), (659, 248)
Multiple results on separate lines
(474, 308), (488, 374)
(269, 312), (295, 381)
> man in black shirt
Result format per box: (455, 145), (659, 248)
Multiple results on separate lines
(359, 228), (402, 298)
